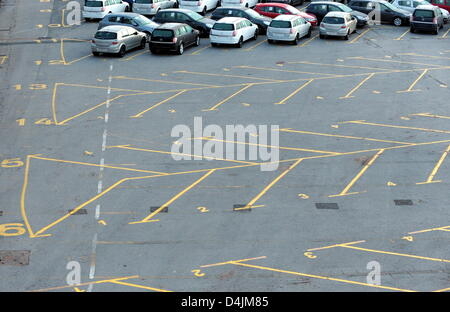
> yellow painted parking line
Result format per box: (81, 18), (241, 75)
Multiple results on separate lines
(113, 75), (220, 87)
(234, 65), (337, 76)
(123, 50), (147, 61)
(340, 120), (450, 134)
(397, 52), (450, 60)
(130, 169), (216, 224)
(191, 44), (211, 55)
(110, 280), (172, 292)
(205, 84), (254, 111)
(232, 262), (416, 292)
(244, 39), (267, 51)
(411, 112), (450, 120)
(329, 149), (384, 197)
(339, 73), (375, 98)
(416, 144), (450, 185)
(299, 34), (318, 47)
(394, 29), (410, 41)
(288, 60), (393, 71)
(238, 159), (303, 211)
(278, 128), (415, 145)
(275, 79), (314, 104)
(397, 69), (428, 93)
(408, 225), (450, 234)
(343, 245), (450, 264)
(349, 28), (371, 44)
(29, 276), (139, 292)
(174, 70), (283, 82)
(347, 56), (443, 68)
(130, 90), (186, 118)
(0, 55), (8, 64)
(442, 28), (450, 38)
(307, 240), (366, 252)
(201, 256), (267, 268)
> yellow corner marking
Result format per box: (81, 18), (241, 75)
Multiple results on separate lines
(341, 120), (450, 134)
(394, 29), (409, 41)
(244, 39), (267, 52)
(29, 276), (139, 292)
(275, 79), (314, 105)
(397, 69), (428, 93)
(109, 280), (172, 292)
(130, 90), (186, 118)
(200, 256), (267, 268)
(307, 240), (365, 252)
(340, 73), (375, 99)
(416, 144), (450, 184)
(349, 28), (371, 44)
(206, 84), (254, 111)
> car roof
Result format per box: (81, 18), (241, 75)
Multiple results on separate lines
(159, 8), (196, 14)
(104, 12), (140, 18)
(217, 6), (249, 10)
(273, 14), (299, 21)
(324, 11), (350, 17)
(257, 2), (289, 7)
(156, 22), (186, 29)
(217, 16), (247, 23)
(97, 25), (134, 32)
(415, 4), (438, 9)
(310, 1), (345, 4)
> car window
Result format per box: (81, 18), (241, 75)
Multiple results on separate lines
(152, 29), (174, 37)
(413, 8), (434, 16)
(315, 4), (328, 12)
(122, 17), (133, 24)
(213, 22), (234, 30)
(95, 31), (117, 39)
(86, 0), (104, 7)
(322, 16), (345, 23)
(269, 20), (291, 27)
(274, 7), (287, 13)
(184, 25), (193, 32)
(399, 0), (412, 6)
(328, 5), (342, 11)
(135, 0), (153, 3)
(176, 13), (190, 21)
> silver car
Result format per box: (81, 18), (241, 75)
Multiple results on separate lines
(319, 11), (357, 40)
(91, 25), (147, 57)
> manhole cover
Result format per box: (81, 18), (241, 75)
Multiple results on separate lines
(68, 209), (87, 215)
(150, 206), (168, 213)
(315, 203), (339, 209)
(233, 204), (251, 212)
(394, 200), (413, 206)
(0, 250), (30, 266)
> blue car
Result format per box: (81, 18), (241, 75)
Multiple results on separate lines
(98, 12), (160, 40)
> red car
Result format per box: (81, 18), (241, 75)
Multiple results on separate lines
(428, 0), (450, 12)
(254, 3), (318, 26)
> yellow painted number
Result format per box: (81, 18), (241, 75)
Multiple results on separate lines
(29, 84), (48, 90)
(402, 236), (414, 242)
(34, 118), (53, 125)
(192, 269), (205, 277)
(197, 207), (209, 213)
(0, 223), (26, 236)
(304, 252), (317, 259)
(1, 158), (24, 168)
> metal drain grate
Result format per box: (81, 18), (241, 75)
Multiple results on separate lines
(68, 209), (87, 215)
(150, 206), (168, 213)
(394, 200), (413, 206)
(233, 204), (251, 212)
(315, 203), (339, 210)
(0, 250), (30, 266)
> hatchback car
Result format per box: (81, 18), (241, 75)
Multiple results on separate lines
(410, 4), (444, 32)
(91, 25), (147, 56)
(210, 17), (259, 47)
(390, 0), (449, 22)
(211, 7), (272, 33)
(98, 13), (159, 40)
(132, 0), (178, 16)
(267, 14), (311, 44)
(306, 1), (369, 26)
(83, 0), (130, 21)
(319, 11), (357, 39)
(179, 0), (220, 15)
(255, 3), (318, 25)
(259, 0), (305, 7)
(152, 9), (215, 36)
(220, 0), (259, 8)
(428, 0), (450, 11)
(149, 23), (200, 54)
(347, 0), (411, 25)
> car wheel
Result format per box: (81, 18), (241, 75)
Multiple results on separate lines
(410, 27), (415, 33)
(344, 31), (349, 40)
(92, 52), (100, 56)
(118, 46), (126, 57)
(202, 7), (207, 15)
(150, 48), (158, 54)
(306, 28), (311, 38)
(393, 17), (402, 26)
(194, 36), (200, 46)
(319, 34), (325, 39)
(236, 37), (243, 48)
(139, 38), (146, 49)
(177, 42), (184, 55)
(144, 32), (151, 42)
(268, 39), (274, 44)
(253, 29), (258, 40)
(293, 33), (299, 45)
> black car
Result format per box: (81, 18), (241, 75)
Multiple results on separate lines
(122, 0), (135, 10)
(347, 0), (411, 25)
(150, 23), (200, 54)
(210, 7), (272, 33)
(152, 9), (215, 36)
(259, 0), (304, 7)
(305, 1), (369, 26)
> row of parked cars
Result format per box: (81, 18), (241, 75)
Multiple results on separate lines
(85, 0), (448, 56)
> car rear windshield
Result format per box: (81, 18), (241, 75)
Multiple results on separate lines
(414, 9), (434, 17)
(95, 31), (117, 39)
(85, 0), (103, 7)
(269, 20), (291, 28)
(135, 0), (153, 3)
(212, 23), (235, 30)
(322, 16), (345, 24)
(152, 29), (174, 37)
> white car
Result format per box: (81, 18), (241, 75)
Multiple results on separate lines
(132, 0), (178, 16)
(267, 15), (311, 45)
(220, 0), (258, 8)
(319, 11), (357, 40)
(179, 0), (220, 15)
(83, 0), (130, 20)
(391, 0), (449, 22)
(210, 17), (259, 47)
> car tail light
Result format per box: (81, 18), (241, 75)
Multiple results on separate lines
(410, 15), (413, 22)
(111, 41), (118, 45)
(151, 3), (155, 7)
(341, 25), (347, 28)
(172, 37), (177, 43)
(290, 28), (294, 34)
(101, 7), (105, 11)
(197, 1), (202, 5)
(91, 39), (95, 43)
(240, 0), (243, 3)
(232, 30), (237, 36)
(433, 17), (437, 23)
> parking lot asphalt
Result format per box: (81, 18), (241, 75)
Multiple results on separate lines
(1, 0), (450, 292)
